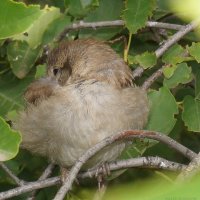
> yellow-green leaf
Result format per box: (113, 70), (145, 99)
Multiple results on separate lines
(162, 44), (189, 65)
(0, 0), (42, 39)
(187, 42), (200, 63)
(14, 6), (61, 48)
(134, 52), (157, 69)
(35, 64), (46, 79)
(0, 116), (21, 161)
(163, 65), (177, 79)
(164, 63), (193, 88)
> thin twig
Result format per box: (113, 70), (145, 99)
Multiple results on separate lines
(0, 162), (25, 186)
(155, 20), (199, 58)
(79, 156), (186, 179)
(53, 130), (196, 200)
(37, 164), (54, 181)
(0, 130), (196, 200)
(132, 67), (145, 79)
(142, 65), (168, 90)
(55, 19), (197, 85)
(57, 20), (185, 41)
(0, 155), (186, 200)
(27, 164), (55, 200)
(107, 35), (126, 45)
(0, 177), (60, 200)
(134, 20), (199, 82)
(146, 21), (184, 30)
(177, 152), (200, 182)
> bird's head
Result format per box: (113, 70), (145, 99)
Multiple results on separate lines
(24, 39), (133, 105)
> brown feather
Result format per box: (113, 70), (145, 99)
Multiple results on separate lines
(47, 39), (133, 88)
(15, 39), (149, 168)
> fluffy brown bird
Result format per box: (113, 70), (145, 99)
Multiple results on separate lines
(16, 39), (149, 169)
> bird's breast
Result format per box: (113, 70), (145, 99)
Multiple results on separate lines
(17, 80), (149, 168)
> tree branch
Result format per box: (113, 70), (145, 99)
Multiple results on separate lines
(132, 67), (145, 80)
(53, 130), (197, 200)
(51, 19), (198, 87)
(79, 156), (186, 179)
(57, 20), (185, 41)
(142, 65), (168, 90)
(27, 163), (55, 200)
(0, 156), (185, 200)
(134, 20), (199, 82)
(142, 20), (200, 87)
(147, 21), (184, 30)
(0, 130), (196, 200)
(0, 177), (60, 200)
(155, 20), (199, 58)
(177, 152), (200, 182)
(0, 162), (25, 186)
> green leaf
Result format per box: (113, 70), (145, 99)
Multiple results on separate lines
(195, 69), (200, 100)
(122, 0), (156, 33)
(65, 0), (99, 18)
(0, 116), (21, 161)
(0, 69), (35, 117)
(49, 0), (66, 10)
(79, 0), (123, 40)
(103, 174), (200, 200)
(154, 0), (171, 20)
(0, 0), (42, 39)
(6, 110), (18, 122)
(182, 95), (200, 132)
(157, 0), (170, 11)
(163, 63), (193, 88)
(35, 64), (46, 79)
(163, 65), (177, 79)
(187, 42), (200, 63)
(42, 15), (71, 45)
(162, 44), (189, 65)
(7, 41), (41, 79)
(14, 6), (61, 48)
(80, 0), (99, 7)
(131, 52), (157, 69)
(146, 86), (179, 134)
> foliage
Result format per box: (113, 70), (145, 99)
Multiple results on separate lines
(0, 116), (21, 161)
(169, 0), (200, 22)
(122, 0), (156, 34)
(0, 0), (200, 199)
(0, 0), (42, 39)
(74, 174), (200, 200)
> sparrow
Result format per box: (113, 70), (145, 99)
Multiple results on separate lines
(16, 39), (149, 169)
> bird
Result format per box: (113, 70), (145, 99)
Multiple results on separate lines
(15, 39), (149, 170)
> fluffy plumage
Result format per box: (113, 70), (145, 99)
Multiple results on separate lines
(16, 39), (149, 168)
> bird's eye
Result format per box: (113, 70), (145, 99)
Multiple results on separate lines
(53, 68), (59, 76)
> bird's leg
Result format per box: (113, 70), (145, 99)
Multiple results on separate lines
(60, 166), (69, 184)
(95, 162), (110, 191)
(93, 164), (109, 200)
(96, 174), (105, 191)
(60, 166), (79, 185)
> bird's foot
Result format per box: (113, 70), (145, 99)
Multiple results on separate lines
(95, 163), (110, 191)
(60, 167), (69, 184)
(60, 166), (79, 185)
